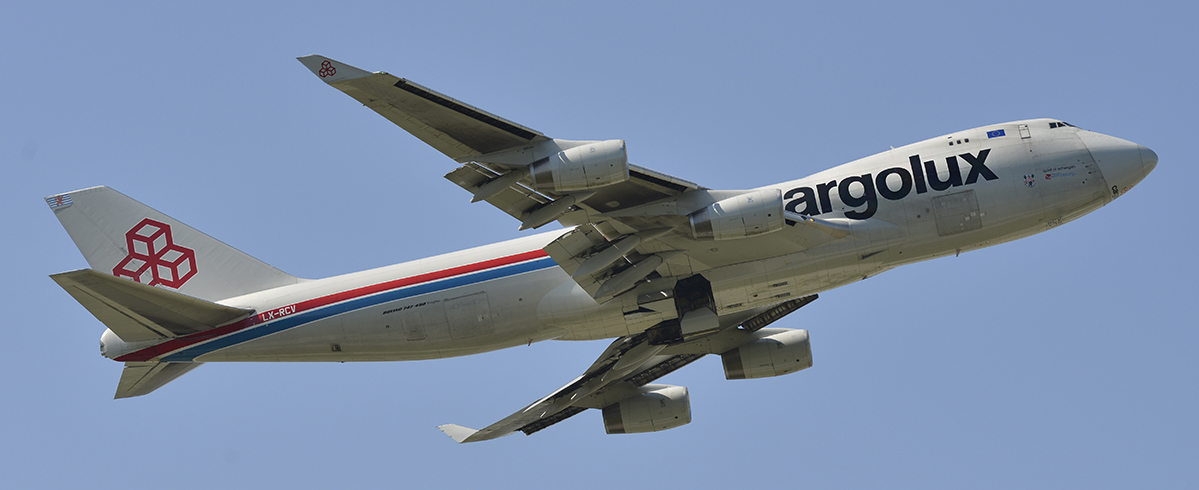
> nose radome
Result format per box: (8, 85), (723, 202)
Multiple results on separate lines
(1077, 131), (1152, 195)
(1139, 144), (1158, 176)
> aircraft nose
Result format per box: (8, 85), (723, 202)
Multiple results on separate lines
(1077, 130), (1155, 197)
(1139, 144), (1158, 176)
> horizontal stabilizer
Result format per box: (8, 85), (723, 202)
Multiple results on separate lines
(437, 424), (481, 444)
(116, 361), (203, 399)
(51, 269), (253, 342)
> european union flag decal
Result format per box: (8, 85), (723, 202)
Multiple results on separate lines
(987, 129), (1006, 138)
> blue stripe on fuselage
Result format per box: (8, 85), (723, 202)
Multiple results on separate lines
(161, 257), (558, 361)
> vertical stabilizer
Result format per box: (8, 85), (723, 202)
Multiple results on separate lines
(46, 186), (300, 301)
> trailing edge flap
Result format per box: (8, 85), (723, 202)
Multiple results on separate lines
(116, 362), (203, 399)
(51, 269), (253, 342)
(445, 162), (552, 223)
(298, 55), (548, 161)
(543, 224), (682, 302)
(543, 224), (611, 299)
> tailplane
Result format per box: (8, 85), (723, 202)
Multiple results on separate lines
(50, 270), (247, 398)
(47, 186), (296, 398)
(51, 269), (253, 342)
(115, 362), (204, 399)
(46, 186), (300, 301)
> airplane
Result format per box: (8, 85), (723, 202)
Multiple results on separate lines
(47, 55), (1156, 443)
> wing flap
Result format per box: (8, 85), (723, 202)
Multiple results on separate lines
(542, 224), (687, 302)
(51, 269), (254, 342)
(444, 163), (551, 222)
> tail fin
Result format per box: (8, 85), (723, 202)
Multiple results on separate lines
(46, 186), (299, 301)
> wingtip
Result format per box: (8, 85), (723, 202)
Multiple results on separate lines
(437, 424), (479, 443)
(296, 55), (372, 83)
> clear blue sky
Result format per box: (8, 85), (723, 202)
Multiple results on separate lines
(4, 1), (1195, 488)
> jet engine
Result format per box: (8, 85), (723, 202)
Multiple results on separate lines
(689, 189), (785, 240)
(601, 384), (691, 434)
(530, 139), (629, 192)
(721, 328), (812, 380)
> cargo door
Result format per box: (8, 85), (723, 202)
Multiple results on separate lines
(444, 292), (495, 340)
(933, 190), (982, 236)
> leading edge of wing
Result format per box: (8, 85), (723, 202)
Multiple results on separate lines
(298, 54), (547, 160)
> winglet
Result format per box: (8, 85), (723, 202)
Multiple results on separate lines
(437, 424), (480, 444)
(297, 55), (373, 83)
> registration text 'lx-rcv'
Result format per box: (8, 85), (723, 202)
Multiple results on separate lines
(48, 56), (1156, 443)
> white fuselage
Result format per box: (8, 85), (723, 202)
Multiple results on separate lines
(102, 119), (1155, 364)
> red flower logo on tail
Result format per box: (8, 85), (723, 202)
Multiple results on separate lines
(112, 218), (198, 288)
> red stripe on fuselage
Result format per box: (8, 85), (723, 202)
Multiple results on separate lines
(114, 249), (550, 362)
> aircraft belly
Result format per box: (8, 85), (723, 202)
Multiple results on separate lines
(708, 240), (882, 315)
(536, 279), (630, 341)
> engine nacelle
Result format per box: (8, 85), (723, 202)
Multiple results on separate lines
(530, 139), (629, 192)
(601, 384), (691, 434)
(721, 328), (812, 380)
(689, 189), (785, 240)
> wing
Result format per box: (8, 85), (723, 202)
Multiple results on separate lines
(297, 55), (548, 160)
(300, 56), (852, 309)
(297, 55), (703, 229)
(438, 295), (817, 443)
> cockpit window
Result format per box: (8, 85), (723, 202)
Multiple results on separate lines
(1049, 121), (1076, 129)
